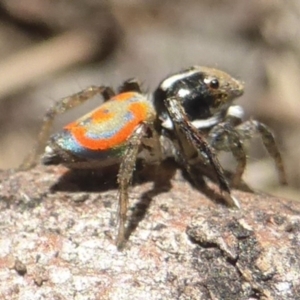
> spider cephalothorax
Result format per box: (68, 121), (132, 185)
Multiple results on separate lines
(154, 66), (286, 189)
(154, 66), (244, 127)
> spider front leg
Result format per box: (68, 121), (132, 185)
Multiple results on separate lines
(163, 97), (240, 208)
(208, 123), (246, 188)
(207, 107), (247, 187)
(116, 124), (148, 249)
(236, 119), (287, 185)
(20, 85), (116, 170)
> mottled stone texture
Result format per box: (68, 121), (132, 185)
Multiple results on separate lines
(0, 165), (299, 300)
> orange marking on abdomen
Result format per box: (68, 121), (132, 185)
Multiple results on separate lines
(91, 107), (113, 122)
(67, 102), (149, 151)
(65, 108), (114, 131)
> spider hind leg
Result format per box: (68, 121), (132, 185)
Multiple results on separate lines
(20, 85), (116, 170)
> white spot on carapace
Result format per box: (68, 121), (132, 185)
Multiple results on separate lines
(203, 77), (212, 85)
(178, 88), (190, 98)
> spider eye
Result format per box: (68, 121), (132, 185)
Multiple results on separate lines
(204, 77), (219, 89)
(209, 78), (219, 89)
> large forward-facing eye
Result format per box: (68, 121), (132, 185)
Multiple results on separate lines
(204, 77), (219, 89)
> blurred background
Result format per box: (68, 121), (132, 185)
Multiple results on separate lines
(0, 0), (299, 201)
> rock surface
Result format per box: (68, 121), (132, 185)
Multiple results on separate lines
(0, 165), (299, 300)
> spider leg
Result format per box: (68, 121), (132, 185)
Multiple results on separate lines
(236, 120), (287, 185)
(20, 85), (116, 170)
(164, 97), (240, 208)
(118, 78), (143, 94)
(116, 123), (148, 249)
(208, 122), (247, 188)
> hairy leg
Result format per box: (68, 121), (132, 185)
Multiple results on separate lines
(236, 120), (287, 185)
(20, 85), (115, 170)
(116, 124), (148, 249)
(208, 122), (246, 187)
(163, 96), (240, 208)
(118, 78), (143, 94)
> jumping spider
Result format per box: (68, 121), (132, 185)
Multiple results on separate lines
(20, 66), (287, 248)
